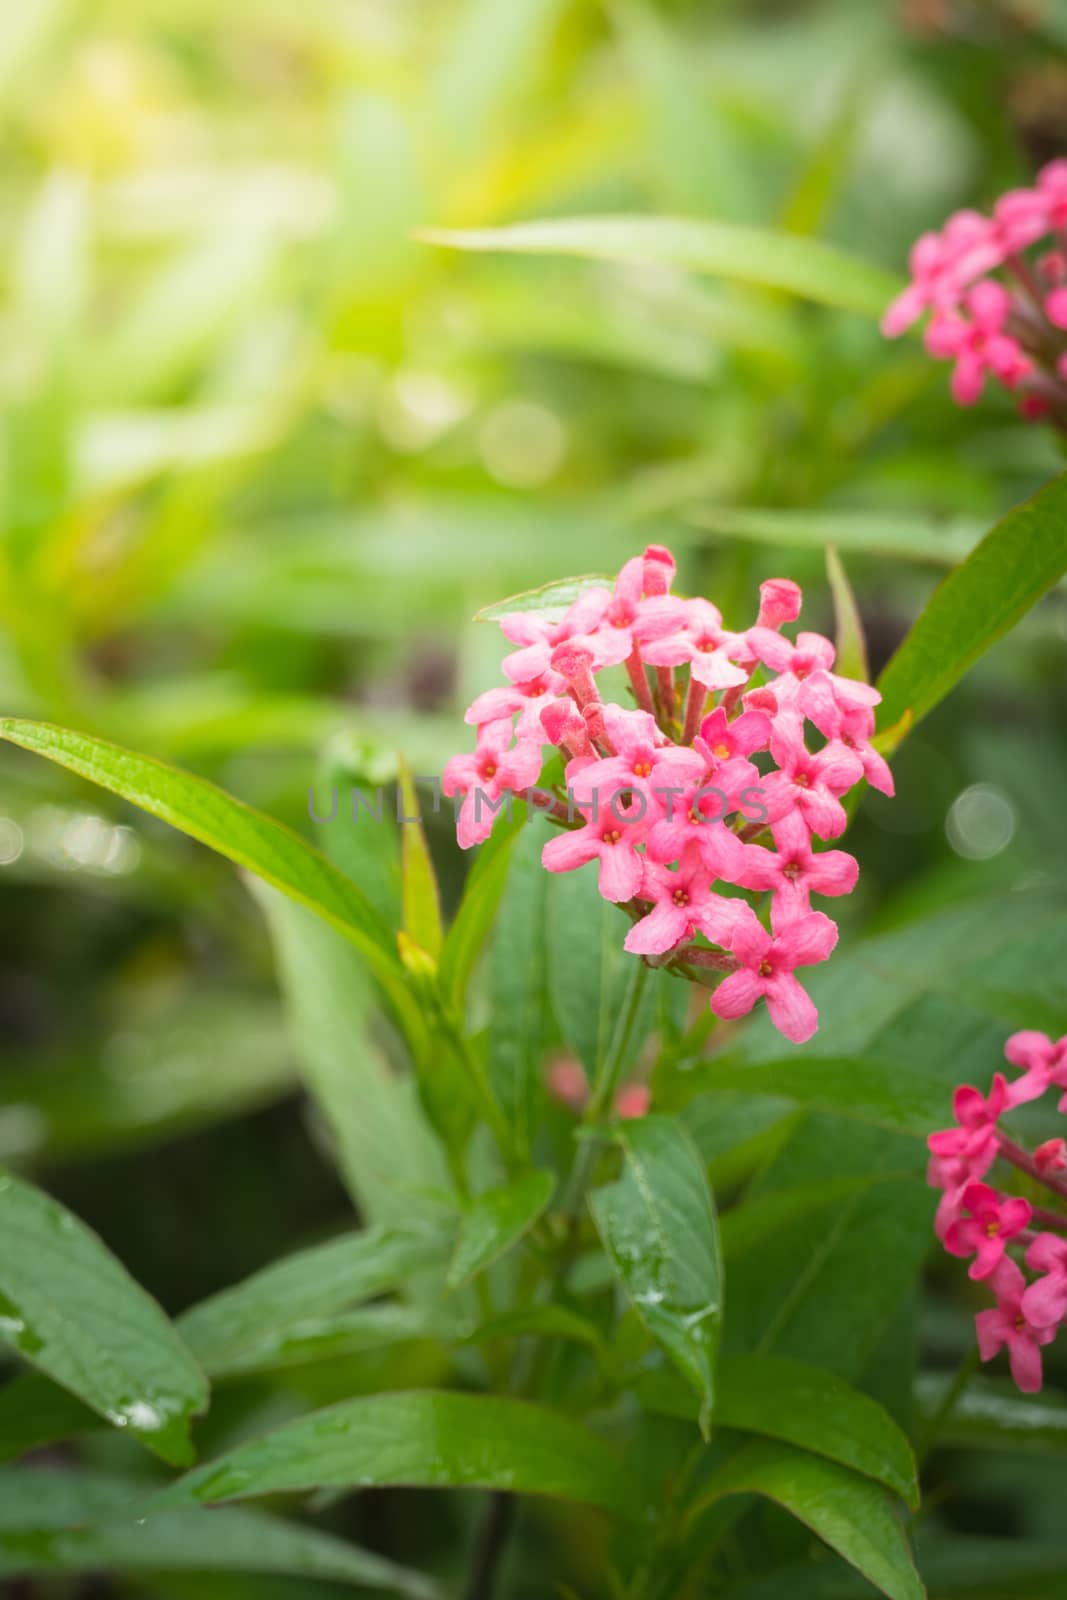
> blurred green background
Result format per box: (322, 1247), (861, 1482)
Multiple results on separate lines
(2, 0), (1067, 1593)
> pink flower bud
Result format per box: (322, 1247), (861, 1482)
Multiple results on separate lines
(757, 578), (802, 628)
(1036, 1138), (1067, 1175)
(548, 1057), (588, 1112)
(642, 544), (676, 597)
(615, 1084), (651, 1119)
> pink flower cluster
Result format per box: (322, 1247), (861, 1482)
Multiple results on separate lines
(929, 1030), (1067, 1393)
(445, 546), (893, 1045)
(883, 159), (1067, 421)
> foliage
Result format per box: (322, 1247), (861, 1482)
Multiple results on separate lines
(1, 2), (1067, 1598)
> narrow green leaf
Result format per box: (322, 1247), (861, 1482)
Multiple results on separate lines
(474, 573), (611, 624)
(156, 1391), (639, 1518)
(877, 473), (1067, 734)
(688, 1440), (924, 1600)
(439, 806), (523, 1005)
(0, 1170), (208, 1466)
(485, 820), (550, 1155)
(589, 1114), (721, 1428)
(398, 755), (444, 961)
(188, 1304), (447, 1378)
(826, 545), (869, 684)
(0, 720), (415, 1031)
(547, 866), (635, 1078)
(684, 505), (980, 565)
(418, 216), (905, 318)
(447, 1169), (555, 1289)
(0, 1468), (441, 1597)
(915, 1372), (1067, 1456)
(178, 1226), (446, 1378)
(250, 884), (450, 1229)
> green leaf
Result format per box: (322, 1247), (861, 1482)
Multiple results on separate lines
(0, 1170), (208, 1466)
(0, 1373), (100, 1464)
(915, 1372), (1067, 1456)
(877, 473), (1067, 735)
(189, 1304), (447, 1378)
(589, 1114), (722, 1429)
(718, 1121), (932, 1384)
(684, 505), (980, 565)
(720, 1177), (885, 1260)
(463, 1303), (604, 1354)
(439, 806), (523, 1006)
(0, 719), (417, 1037)
(485, 819), (551, 1155)
(547, 866), (636, 1078)
(687, 1440), (924, 1600)
(178, 1226), (446, 1378)
(156, 1391), (639, 1518)
(0, 1468), (441, 1597)
(826, 545), (869, 684)
(250, 883), (450, 1229)
(474, 573), (612, 624)
(398, 755), (444, 961)
(636, 1352), (918, 1505)
(418, 216), (905, 318)
(716, 1355), (918, 1507)
(671, 1054), (949, 1136)
(447, 1169), (555, 1289)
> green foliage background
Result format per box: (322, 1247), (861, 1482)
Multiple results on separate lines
(1, 0), (1067, 1596)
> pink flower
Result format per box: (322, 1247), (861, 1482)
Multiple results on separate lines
(642, 770), (748, 879)
(695, 705), (772, 763)
(565, 706), (702, 819)
(744, 629), (880, 730)
(831, 705), (895, 798)
(444, 720), (544, 849)
(541, 793), (648, 902)
(498, 587), (610, 684)
(760, 717), (864, 840)
(1023, 1233), (1067, 1329)
(615, 1084), (651, 1119)
(571, 553), (686, 671)
(1004, 1030), (1067, 1108)
(882, 211), (1001, 337)
(1038, 157), (1067, 229)
(944, 1181), (1032, 1281)
(993, 187), (1049, 254)
(624, 845), (722, 955)
(925, 281), (1032, 406)
(927, 1074), (1009, 1230)
(465, 673), (568, 740)
(639, 598), (749, 692)
(976, 1258), (1056, 1393)
(707, 900), (838, 1044)
(736, 810), (859, 915)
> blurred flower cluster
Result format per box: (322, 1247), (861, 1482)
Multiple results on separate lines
(929, 1031), (1067, 1391)
(884, 159), (1067, 423)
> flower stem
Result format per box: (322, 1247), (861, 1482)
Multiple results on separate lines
(626, 646), (655, 716)
(681, 675), (707, 744)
